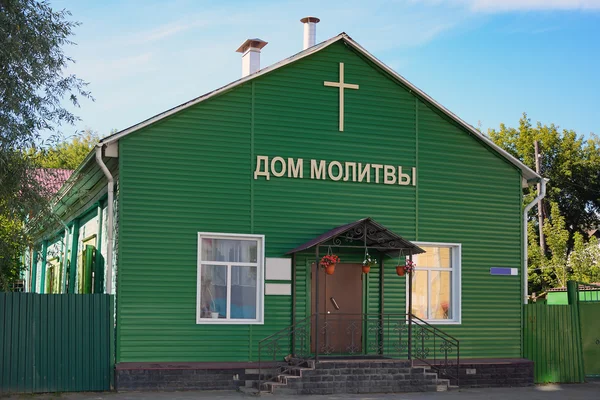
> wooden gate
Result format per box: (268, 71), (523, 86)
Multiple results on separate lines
(0, 293), (114, 394)
(577, 282), (600, 378)
(523, 303), (585, 383)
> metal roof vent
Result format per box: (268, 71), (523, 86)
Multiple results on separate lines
(300, 16), (320, 50)
(236, 38), (268, 77)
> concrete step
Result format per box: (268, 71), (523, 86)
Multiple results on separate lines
(262, 381), (299, 395)
(436, 378), (450, 392)
(238, 386), (260, 395)
(281, 366), (314, 377)
(277, 374), (302, 385)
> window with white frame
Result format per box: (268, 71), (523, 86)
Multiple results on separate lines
(408, 243), (461, 324)
(197, 233), (264, 324)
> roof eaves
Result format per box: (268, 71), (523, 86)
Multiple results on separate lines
(51, 149), (96, 207)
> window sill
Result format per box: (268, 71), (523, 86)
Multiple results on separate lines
(414, 319), (461, 325)
(196, 319), (264, 325)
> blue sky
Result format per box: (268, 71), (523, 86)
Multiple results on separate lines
(53, 0), (600, 139)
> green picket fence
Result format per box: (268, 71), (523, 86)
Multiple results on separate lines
(577, 282), (600, 379)
(523, 303), (585, 384)
(0, 293), (114, 394)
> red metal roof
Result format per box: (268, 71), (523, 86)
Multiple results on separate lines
(33, 168), (73, 196)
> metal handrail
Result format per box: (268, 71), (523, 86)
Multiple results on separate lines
(257, 312), (460, 391)
(258, 315), (314, 392)
(409, 313), (460, 343)
(408, 313), (460, 385)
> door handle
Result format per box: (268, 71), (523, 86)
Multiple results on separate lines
(330, 297), (340, 310)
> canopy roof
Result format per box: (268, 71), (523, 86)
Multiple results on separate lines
(286, 218), (425, 256)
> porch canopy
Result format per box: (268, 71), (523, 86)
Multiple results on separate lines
(285, 218), (426, 362)
(286, 217), (425, 257)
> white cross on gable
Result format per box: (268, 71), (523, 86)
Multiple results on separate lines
(324, 62), (359, 132)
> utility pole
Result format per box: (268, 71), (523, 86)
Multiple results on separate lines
(534, 140), (545, 253)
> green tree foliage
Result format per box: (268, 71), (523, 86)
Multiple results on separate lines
(489, 113), (600, 236)
(540, 202), (570, 288)
(33, 129), (100, 169)
(529, 201), (600, 291)
(569, 234), (600, 284)
(0, 206), (26, 290)
(490, 114), (600, 292)
(0, 0), (89, 289)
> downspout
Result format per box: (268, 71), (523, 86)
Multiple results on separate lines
(523, 178), (547, 304)
(96, 145), (114, 294)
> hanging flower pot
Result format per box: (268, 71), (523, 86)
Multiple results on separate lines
(362, 250), (375, 274)
(320, 254), (340, 275)
(396, 260), (416, 276)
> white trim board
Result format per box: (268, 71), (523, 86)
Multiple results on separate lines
(265, 283), (292, 295)
(265, 258), (292, 280)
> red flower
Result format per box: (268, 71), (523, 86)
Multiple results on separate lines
(403, 260), (416, 273)
(320, 254), (340, 268)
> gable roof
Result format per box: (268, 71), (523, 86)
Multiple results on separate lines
(98, 33), (540, 184)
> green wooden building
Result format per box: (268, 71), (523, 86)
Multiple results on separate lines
(26, 21), (542, 392)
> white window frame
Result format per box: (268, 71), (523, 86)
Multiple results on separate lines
(196, 232), (265, 325)
(406, 242), (462, 325)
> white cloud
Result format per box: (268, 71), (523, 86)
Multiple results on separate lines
(128, 22), (202, 44)
(469, 0), (600, 12)
(420, 0), (600, 12)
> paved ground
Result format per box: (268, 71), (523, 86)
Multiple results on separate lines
(3, 382), (600, 400)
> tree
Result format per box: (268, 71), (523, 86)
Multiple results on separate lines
(0, 0), (90, 289)
(542, 202), (570, 288)
(33, 129), (100, 169)
(0, 206), (27, 290)
(489, 114), (600, 293)
(528, 201), (600, 293)
(569, 234), (600, 284)
(489, 114), (600, 239)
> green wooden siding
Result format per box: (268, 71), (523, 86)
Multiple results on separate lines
(118, 40), (523, 362)
(415, 101), (523, 358)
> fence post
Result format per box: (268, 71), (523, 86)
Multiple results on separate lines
(567, 281), (585, 382)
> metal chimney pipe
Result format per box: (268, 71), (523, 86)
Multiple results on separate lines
(236, 38), (268, 77)
(300, 16), (320, 50)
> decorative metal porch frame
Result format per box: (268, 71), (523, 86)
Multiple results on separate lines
(286, 217), (426, 362)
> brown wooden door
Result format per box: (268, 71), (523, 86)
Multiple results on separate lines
(311, 263), (363, 355)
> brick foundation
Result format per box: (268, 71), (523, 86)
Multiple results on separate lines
(436, 358), (534, 388)
(115, 363), (264, 391)
(115, 358), (534, 392)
